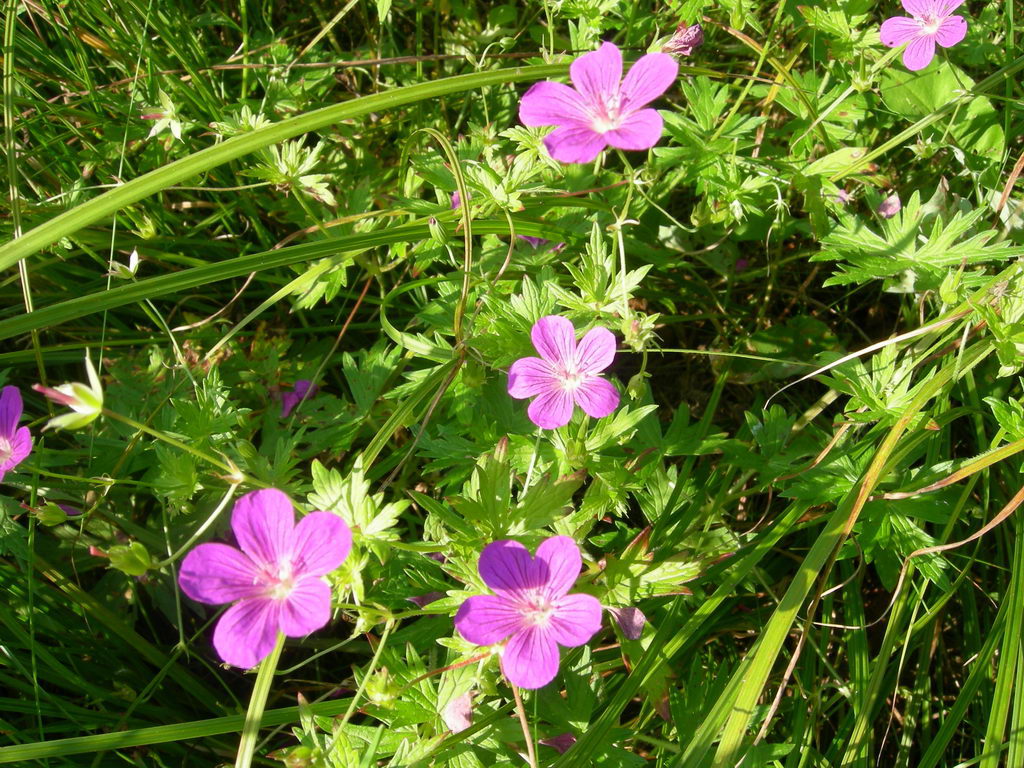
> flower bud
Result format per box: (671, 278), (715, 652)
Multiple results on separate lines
(664, 23), (704, 56)
(32, 351), (104, 430)
(878, 192), (901, 219)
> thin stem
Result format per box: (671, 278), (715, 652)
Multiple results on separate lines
(153, 483), (240, 568)
(101, 408), (259, 487)
(512, 685), (538, 768)
(235, 632), (285, 768)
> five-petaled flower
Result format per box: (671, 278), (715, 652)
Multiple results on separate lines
(179, 488), (351, 669)
(880, 0), (968, 71)
(509, 315), (620, 429)
(0, 386), (32, 482)
(454, 536), (602, 689)
(519, 41), (678, 164)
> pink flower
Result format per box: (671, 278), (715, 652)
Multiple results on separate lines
(280, 380), (318, 418)
(0, 386), (32, 482)
(519, 42), (678, 164)
(179, 488), (351, 668)
(442, 691), (474, 733)
(880, 0), (968, 71)
(508, 316), (620, 429)
(454, 537), (602, 689)
(609, 605), (647, 640)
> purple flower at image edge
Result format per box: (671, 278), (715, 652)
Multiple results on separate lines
(519, 41), (679, 164)
(454, 536), (603, 689)
(280, 379), (318, 417)
(509, 315), (620, 430)
(880, 0), (967, 71)
(178, 488), (351, 668)
(0, 386), (32, 482)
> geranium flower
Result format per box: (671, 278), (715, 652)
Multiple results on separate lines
(0, 386), (32, 482)
(508, 315), (620, 429)
(179, 488), (351, 669)
(280, 379), (318, 417)
(454, 537), (602, 689)
(519, 41), (678, 164)
(880, 0), (968, 71)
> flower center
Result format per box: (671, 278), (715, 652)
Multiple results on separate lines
(919, 13), (942, 35)
(0, 435), (11, 465)
(519, 592), (556, 628)
(558, 365), (586, 392)
(589, 93), (622, 134)
(263, 563), (296, 600)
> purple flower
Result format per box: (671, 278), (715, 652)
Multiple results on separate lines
(508, 315), (620, 429)
(519, 42), (678, 164)
(880, 0), (968, 71)
(664, 23), (704, 57)
(280, 380), (318, 418)
(454, 537), (602, 689)
(179, 488), (351, 668)
(878, 192), (902, 219)
(0, 386), (32, 482)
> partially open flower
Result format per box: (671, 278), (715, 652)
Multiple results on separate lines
(32, 352), (104, 431)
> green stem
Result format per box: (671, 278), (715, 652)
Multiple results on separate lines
(235, 632), (285, 768)
(512, 685), (538, 768)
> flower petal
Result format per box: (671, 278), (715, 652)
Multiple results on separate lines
(880, 17), (921, 47)
(548, 593), (603, 646)
(619, 53), (678, 113)
(519, 81), (589, 128)
(455, 594), (526, 645)
(573, 377), (620, 420)
(531, 316), (576, 365)
(935, 15), (967, 47)
(213, 598), (280, 668)
(543, 125), (608, 164)
(1, 426), (32, 473)
(508, 357), (559, 399)
(903, 34), (936, 70)
(534, 536), (583, 598)
(478, 539), (544, 594)
(179, 542), (264, 604)
(279, 576), (332, 636)
(900, 0), (932, 15)
(231, 488), (296, 570)
(569, 42), (622, 108)
(609, 605), (646, 640)
(501, 626), (560, 689)
(291, 511), (351, 576)
(574, 327), (617, 374)
(0, 386), (22, 439)
(936, 0), (965, 14)
(528, 388), (576, 429)
(603, 109), (665, 151)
